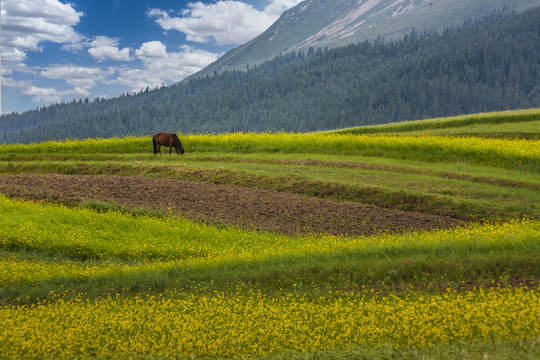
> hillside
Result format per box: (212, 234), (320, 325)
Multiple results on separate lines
(196, 0), (540, 76)
(1, 8), (539, 144)
(329, 108), (540, 138)
(0, 109), (539, 358)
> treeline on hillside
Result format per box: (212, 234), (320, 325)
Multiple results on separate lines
(1, 8), (539, 144)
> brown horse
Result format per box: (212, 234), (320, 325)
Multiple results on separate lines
(153, 132), (185, 155)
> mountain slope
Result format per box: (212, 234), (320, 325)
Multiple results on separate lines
(196, 0), (539, 76)
(1, 8), (539, 143)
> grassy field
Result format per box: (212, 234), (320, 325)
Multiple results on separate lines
(0, 109), (539, 359)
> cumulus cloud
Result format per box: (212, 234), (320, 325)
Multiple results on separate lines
(3, 63), (115, 107)
(87, 36), (132, 62)
(117, 41), (220, 90)
(1, 48), (28, 71)
(148, 0), (303, 46)
(39, 65), (116, 89)
(3, 0), (304, 112)
(0, 0), (91, 109)
(2, 77), (89, 104)
(135, 41), (168, 59)
(1, 0), (84, 66)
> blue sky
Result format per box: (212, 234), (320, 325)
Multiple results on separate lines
(1, 0), (302, 114)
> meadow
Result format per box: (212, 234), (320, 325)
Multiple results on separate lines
(0, 109), (539, 359)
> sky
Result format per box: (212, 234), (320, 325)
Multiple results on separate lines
(1, 0), (303, 114)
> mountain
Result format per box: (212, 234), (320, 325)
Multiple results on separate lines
(194, 0), (540, 77)
(1, 8), (539, 144)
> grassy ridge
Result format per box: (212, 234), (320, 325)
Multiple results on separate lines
(1, 133), (538, 172)
(1, 195), (539, 358)
(1, 196), (538, 303)
(329, 108), (540, 135)
(0, 153), (537, 220)
(1, 109), (539, 359)
(2, 107), (539, 173)
(384, 120), (540, 138)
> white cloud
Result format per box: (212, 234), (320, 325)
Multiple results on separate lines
(117, 41), (220, 90)
(1, 48), (28, 68)
(1, 0), (84, 69)
(87, 36), (132, 62)
(135, 41), (168, 59)
(40, 65), (116, 89)
(148, 0), (303, 46)
(2, 0), (304, 113)
(264, 0), (304, 16)
(2, 77), (89, 104)
(0, 1), (91, 110)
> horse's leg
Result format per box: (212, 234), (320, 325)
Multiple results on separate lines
(169, 146), (173, 154)
(157, 144), (162, 154)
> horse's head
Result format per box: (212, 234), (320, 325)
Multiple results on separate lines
(173, 136), (185, 155)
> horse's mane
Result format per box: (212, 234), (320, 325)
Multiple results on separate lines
(172, 134), (181, 146)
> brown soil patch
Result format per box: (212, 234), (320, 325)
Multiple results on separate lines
(0, 174), (462, 237)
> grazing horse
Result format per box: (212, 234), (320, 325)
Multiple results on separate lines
(153, 132), (185, 155)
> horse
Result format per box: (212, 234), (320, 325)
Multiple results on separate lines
(153, 132), (185, 155)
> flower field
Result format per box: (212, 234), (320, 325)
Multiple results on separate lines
(0, 109), (539, 359)
(0, 200), (538, 358)
(1, 131), (537, 171)
(2, 288), (539, 359)
(1, 195), (538, 290)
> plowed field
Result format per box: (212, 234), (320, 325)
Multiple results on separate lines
(0, 173), (460, 237)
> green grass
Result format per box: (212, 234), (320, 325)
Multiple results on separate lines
(1, 196), (538, 304)
(392, 119), (540, 138)
(182, 156), (538, 216)
(256, 336), (540, 360)
(1, 150), (537, 220)
(1, 132), (538, 173)
(0, 108), (539, 358)
(328, 108), (540, 135)
(4, 150), (539, 185)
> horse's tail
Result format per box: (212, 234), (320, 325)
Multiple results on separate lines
(152, 136), (158, 154)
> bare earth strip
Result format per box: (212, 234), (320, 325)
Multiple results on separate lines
(0, 174), (461, 237)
